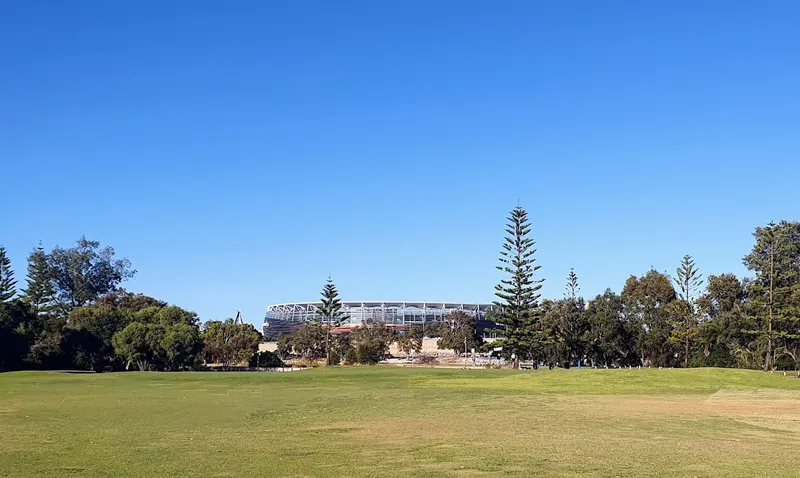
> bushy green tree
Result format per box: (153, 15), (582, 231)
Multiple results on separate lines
(47, 236), (136, 315)
(396, 325), (423, 356)
(113, 322), (152, 370)
(742, 221), (800, 371)
(249, 350), (284, 368)
(695, 274), (757, 368)
(584, 289), (635, 367)
(541, 269), (589, 366)
(355, 342), (381, 365)
(287, 322), (326, 359)
(95, 289), (166, 311)
(329, 333), (352, 365)
(622, 269), (678, 367)
(65, 305), (130, 370)
(161, 324), (202, 370)
(0, 299), (38, 371)
(201, 319), (261, 365)
(436, 311), (482, 355)
(350, 319), (396, 361)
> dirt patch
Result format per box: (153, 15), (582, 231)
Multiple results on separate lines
(703, 389), (800, 433)
(544, 394), (703, 418)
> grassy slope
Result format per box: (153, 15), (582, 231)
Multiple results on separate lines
(1, 367), (800, 477)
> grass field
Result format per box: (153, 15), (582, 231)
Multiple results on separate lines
(2, 367), (800, 477)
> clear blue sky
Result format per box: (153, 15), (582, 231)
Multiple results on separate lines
(3, 1), (799, 327)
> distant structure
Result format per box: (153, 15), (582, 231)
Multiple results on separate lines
(263, 301), (497, 340)
(234, 310), (244, 325)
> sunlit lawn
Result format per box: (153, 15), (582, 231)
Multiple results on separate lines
(2, 367), (800, 477)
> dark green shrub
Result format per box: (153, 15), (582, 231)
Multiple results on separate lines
(249, 350), (284, 368)
(356, 342), (381, 365)
(344, 348), (358, 365)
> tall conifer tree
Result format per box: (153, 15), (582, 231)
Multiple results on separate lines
(22, 242), (56, 316)
(672, 255), (702, 368)
(565, 268), (579, 302)
(316, 276), (345, 365)
(493, 205), (544, 365)
(743, 221), (800, 371)
(0, 246), (17, 302)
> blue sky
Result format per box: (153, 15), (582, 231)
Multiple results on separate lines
(2, 1), (799, 327)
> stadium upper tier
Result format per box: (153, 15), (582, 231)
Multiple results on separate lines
(265, 301), (496, 326)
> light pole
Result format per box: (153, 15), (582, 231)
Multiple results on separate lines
(464, 337), (468, 369)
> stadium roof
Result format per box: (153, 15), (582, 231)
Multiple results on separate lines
(268, 301), (495, 310)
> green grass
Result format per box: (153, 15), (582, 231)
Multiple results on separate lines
(2, 367), (800, 477)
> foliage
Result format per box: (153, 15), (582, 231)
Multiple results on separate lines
(249, 350), (284, 368)
(349, 319), (396, 361)
(95, 289), (167, 311)
(65, 305), (130, 370)
(396, 325), (423, 355)
(583, 289), (637, 367)
(201, 319), (262, 365)
(537, 269), (591, 367)
(161, 324), (203, 370)
(0, 300), (37, 371)
(328, 333), (352, 365)
(742, 220), (800, 370)
(343, 347), (358, 365)
(47, 236), (136, 315)
(316, 276), (345, 365)
(276, 333), (294, 357)
(112, 322), (152, 370)
(21, 243), (57, 318)
(355, 342), (381, 365)
(0, 246), (17, 302)
(621, 269), (678, 367)
(436, 311), (482, 354)
(492, 205), (544, 363)
(669, 255), (703, 367)
(287, 322), (326, 359)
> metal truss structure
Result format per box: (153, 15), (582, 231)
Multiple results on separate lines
(265, 301), (496, 327)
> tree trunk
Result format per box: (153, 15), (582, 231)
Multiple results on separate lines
(684, 328), (689, 368)
(766, 244), (774, 372)
(325, 326), (331, 366)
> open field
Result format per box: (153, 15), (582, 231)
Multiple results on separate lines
(2, 368), (800, 477)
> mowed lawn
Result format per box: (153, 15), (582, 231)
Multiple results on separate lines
(2, 368), (800, 477)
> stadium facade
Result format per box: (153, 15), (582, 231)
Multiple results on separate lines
(263, 301), (497, 340)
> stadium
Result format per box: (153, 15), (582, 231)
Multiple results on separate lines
(263, 301), (497, 339)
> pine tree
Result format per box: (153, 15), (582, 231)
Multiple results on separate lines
(561, 268), (588, 366)
(316, 276), (345, 365)
(493, 205), (544, 366)
(22, 242), (56, 316)
(565, 268), (579, 302)
(743, 221), (800, 371)
(0, 246), (17, 302)
(673, 255), (702, 368)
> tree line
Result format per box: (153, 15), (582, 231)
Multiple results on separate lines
(0, 237), (263, 372)
(278, 208), (799, 372)
(5, 209), (797, 372)
(492, 206), (800, 371)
